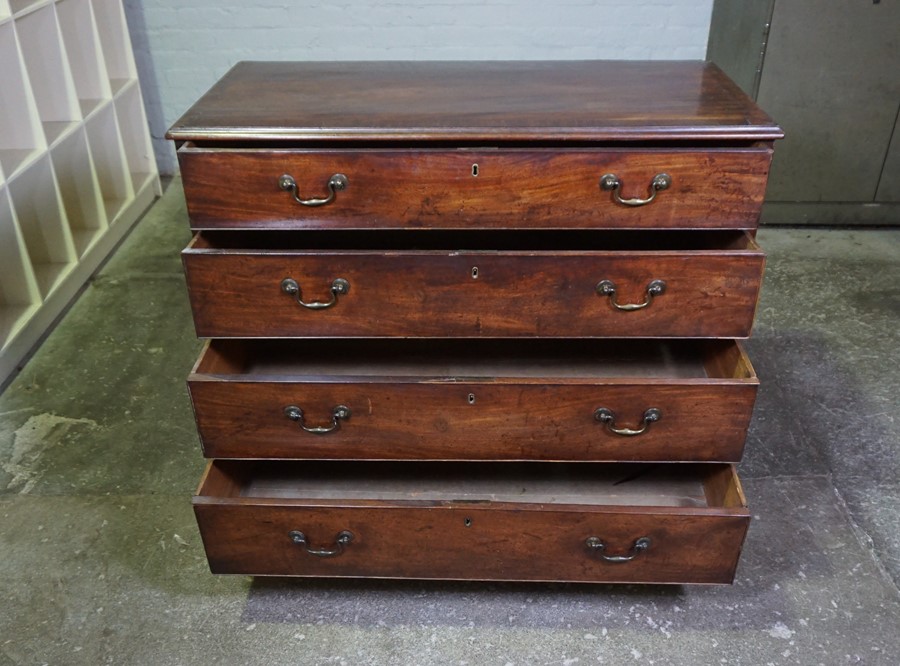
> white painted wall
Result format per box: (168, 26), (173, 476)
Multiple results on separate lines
(123, 0), (714, 174)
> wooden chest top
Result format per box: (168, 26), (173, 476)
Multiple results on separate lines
(167, 61), (783, 143)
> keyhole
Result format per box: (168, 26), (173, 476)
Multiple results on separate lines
(472, 164), (479, 177)
(467, 393), (476, 404)
(471, 266), (479, 279)
(464, 517), (473, 527)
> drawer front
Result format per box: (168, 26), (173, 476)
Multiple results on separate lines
(190, 382), (756, 462)
(183, 249), (765, 339)
(193, 502), (748, 584)
(178, 147), (772, 230)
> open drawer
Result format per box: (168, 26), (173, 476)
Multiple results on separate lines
(182, 229), (765, 338)
(194, 461), (750, 584)
(188, 338), (758, 462)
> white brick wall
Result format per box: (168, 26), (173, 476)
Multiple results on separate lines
(123, 0), (713, 174)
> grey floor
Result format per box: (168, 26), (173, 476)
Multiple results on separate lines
(1, 180), (898, 665)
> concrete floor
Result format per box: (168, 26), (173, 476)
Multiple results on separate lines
(1, 179), (898, 665)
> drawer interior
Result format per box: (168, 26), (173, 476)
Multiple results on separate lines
(197, 461), (746, 510)
(193, 339), (755, 381)
(189, 229), (759, 252)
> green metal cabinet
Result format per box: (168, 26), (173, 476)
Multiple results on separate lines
(708, 0), (900, 225)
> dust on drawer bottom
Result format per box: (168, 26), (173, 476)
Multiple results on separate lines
(194, 461), (750, 584)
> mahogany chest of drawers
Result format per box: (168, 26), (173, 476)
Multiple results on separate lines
(168, 61), (782, 585)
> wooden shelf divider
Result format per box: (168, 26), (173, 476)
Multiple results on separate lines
(15, 3), (82, 146)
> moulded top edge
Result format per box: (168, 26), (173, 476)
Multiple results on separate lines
(166, 125), (785, 143)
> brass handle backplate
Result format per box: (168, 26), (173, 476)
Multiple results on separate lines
(594, 407), (661, 436)
(600, 172), (671, 206)
(278, 173), (348, 206)
(284, 404), (351, 434)
(289, 530), (354, 557)
(596, 279), (666, 311)
(585, 536), (651, 562)
(281, 277), (349, 310)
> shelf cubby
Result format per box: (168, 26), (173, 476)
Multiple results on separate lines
(15, 3), (82, 147)
(51, 127), (107, 257)
(115, 82), (156, 194)
(10, 0), (48, 17)
(0, 21), (46, 179)
(0, 189), (40, 347)
(85, 103), (133, 222)
(8, 156), (77, 297)
(0, 0), (159, 384)
(91, 0), (136, 95)
(56, 0), (110, 117)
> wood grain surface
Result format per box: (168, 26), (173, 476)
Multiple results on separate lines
(167, 61), (782, 142)
(178, 147), (772, 229)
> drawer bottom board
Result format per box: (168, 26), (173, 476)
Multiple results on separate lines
(194, 461), (749, 584)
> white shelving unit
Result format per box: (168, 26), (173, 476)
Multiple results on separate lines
(0, 0), (160, 383)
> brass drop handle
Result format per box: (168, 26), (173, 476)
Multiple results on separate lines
(585, 536), (651, 562)
(289, 530), (354, 557)
(284, 404), (351, 434)
(281, 277), (349, 310)
(596, 279), (666, 311)
(600, 172), (671, 206)
(278, 173), (348, 206)
(594, 407), (661, 436)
